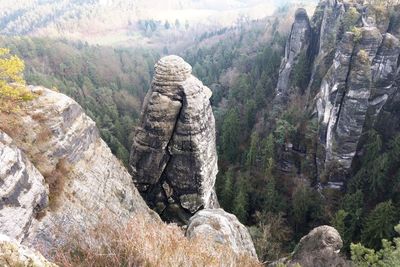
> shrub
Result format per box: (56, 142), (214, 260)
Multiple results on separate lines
(0, 48), (34, 112)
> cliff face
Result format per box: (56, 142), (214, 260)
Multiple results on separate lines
(275, 8), (311, 105)
(130, 55), (219, 223)
(0, 131), (48, 242)
(0, 86), (153, 252)
(277, 0), (400, 182)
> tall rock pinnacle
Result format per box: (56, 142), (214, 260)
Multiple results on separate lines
(130, 55), (219, 223)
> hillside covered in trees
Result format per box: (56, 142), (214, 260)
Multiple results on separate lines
(1, 0), (400, 265)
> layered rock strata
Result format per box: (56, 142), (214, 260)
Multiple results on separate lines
(130, 55), (219, 223)
(0, 86), (153, 253)
(0, 131), (48, 242)
(186, 209), (257, 259)
(278, 1), (400, 181)
(313, 2), (400, 175)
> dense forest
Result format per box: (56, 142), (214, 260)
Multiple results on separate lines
(0, 36), (158, 165)
(1, 1), (400, 264)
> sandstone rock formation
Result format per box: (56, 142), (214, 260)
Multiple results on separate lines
(275, 8), (311, 104)
(270, 225), (348, 267)
(130, 55), (219, 223)
(277, 1), (400, 182)
(0, 131), (48, 243)
(0, 234), (57, 267)
(186, 209), (257, 258)
(313, 2), (400, 177)
(0, 86), (153, 253)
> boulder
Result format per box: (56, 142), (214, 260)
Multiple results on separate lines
(186, 209), (257, 259)
(270, 225), (349, 267)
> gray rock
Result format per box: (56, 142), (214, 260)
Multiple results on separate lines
(0, 131), (48, 243)
(309, 2), (400, 179)
(0, 86), (154, 253)
(275, 8), (311, 104)
(186, 209), (257, 259)
(130, 55), (219, 223)
(270, 225), (349, 267)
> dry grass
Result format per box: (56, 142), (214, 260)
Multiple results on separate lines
(42, 158), (72, 211)
(50, 214), (261, 267)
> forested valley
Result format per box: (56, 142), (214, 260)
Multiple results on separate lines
(1, 0), (400, 265)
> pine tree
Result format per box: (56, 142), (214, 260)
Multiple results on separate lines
(361, 201), (398, 249)
(233, 175), (249, 223)
(221, 108), (241, 163)
(246, 132), (259, 169)
(220, 170), (234, 212)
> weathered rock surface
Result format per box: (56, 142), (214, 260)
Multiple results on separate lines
(0, 131), (48, 243)
(130, 55), (219, 223)
(313, 3), (400, 177)
(0, 86), (153, 253)
(270, 225), (349, 267)
(275, 8), (311, 104)
(273, 0), (400, 181)
(186, 209), (257, 258)
(0, 234), (57, 267)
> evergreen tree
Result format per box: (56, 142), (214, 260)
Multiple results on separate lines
(246, 132), (259, 169)
(361, 201), (398, 249)
(221, 108), (241, 163)
(220, 170), (234, 212)
(233, 175), (249, 223)
(351, 224), (400, 267)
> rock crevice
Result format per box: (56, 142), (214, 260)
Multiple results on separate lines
(130, 55), (219, 223)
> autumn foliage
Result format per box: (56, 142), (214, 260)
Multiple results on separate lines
(0, 48), (33, 112)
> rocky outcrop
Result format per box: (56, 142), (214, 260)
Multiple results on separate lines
(130, 55), (219, 223)
(0, 86), (153, 253)
(275, 8), (311, 104)
(0, 131), (48, 243)
(0, 234), (57, 267)
(271, 0), (400, 182)
(312, 2), (400, 178)
(186, 209), (257, 258)
(270, 225), (348, 267)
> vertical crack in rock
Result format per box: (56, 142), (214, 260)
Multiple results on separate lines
(310, 1), (400, 182)
(130, 55), (219, 224)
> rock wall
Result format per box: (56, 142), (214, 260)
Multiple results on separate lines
(0, 86), (154, 253)
(314, 2), (400, 177)
(0, 131), (48, 242)
(278, 0), (400, 182)
(130, 55), (219, 224)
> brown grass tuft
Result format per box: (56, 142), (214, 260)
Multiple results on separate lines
(50, 214), (261, 267)
(43, 158), (72, 211)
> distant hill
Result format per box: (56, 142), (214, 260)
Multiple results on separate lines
(0, 0), (318, 45)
